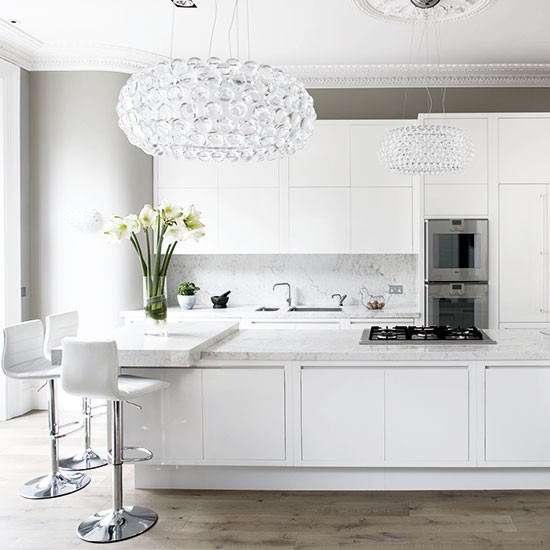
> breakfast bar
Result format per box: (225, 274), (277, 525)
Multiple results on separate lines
(66, 323), (550, 492)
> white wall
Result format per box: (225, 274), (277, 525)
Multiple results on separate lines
(29, 72), (153, 336)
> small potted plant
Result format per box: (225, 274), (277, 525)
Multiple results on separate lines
(177, 282), (200, 310)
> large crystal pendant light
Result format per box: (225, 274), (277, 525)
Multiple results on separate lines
(377, 0), (475, 175)
(116, 2), (316, 161)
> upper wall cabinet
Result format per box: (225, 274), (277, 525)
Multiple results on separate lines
(499, 117), (550, 184)
(350, 122), (414, 187)
(158, 157), (217, 188)
(289, 123), (350, 187)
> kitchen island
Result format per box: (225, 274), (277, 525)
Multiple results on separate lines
(63, 324), (550, 491)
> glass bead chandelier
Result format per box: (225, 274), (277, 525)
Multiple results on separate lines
(378, 0), (475, 176)
(378, 124), (475, 175)
(116, 1), (316, 161)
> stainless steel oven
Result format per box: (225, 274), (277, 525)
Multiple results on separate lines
(425, 283), (489, 328)
(425, 219), (488, 282)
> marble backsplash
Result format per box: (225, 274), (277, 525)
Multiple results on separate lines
(167, 254), (418, 309)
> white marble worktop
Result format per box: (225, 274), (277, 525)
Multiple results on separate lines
(200, 328), (550, 363)
(51, 322), (239, 368)
(120, 305), (420, 321)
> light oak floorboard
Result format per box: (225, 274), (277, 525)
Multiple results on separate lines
(3, 411), (550, 549)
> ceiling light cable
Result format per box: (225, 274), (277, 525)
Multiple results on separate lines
(169, 4), (176, 60)
(208, 0), (218, 58)
(402, 19), (417, 120)
(228, 0), (239, 58)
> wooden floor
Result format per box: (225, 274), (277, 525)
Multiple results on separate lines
(2, 412), (550, 549)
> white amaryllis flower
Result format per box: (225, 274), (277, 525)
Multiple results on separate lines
(124, 214), (141, 234)
(163, 220), (190, 244)
(139, 204), (157, 229)
(183, 204), (205, 232)
(189, 228), (206, 243)
(160, 199), (183, 222)
(103, 216), (134, 243)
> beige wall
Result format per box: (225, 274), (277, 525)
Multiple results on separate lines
(311, 88), (550, 119)
(28, 71), (153, 334)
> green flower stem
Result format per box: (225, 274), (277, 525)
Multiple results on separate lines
(160, 241), (178, 278)
(130, 233), (147, 276)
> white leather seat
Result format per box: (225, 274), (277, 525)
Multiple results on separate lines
(1, 320), (90, 499)
(44, 311), (107, 471)
(61, 337), (169, 543)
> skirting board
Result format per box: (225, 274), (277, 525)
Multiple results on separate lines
(135, 466), (550, 491)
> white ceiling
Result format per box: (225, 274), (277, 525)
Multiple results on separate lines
(1, 0), (550, 87)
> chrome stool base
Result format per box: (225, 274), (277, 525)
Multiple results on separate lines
(60, 449), (108, 471)
(77, 506), (158, 543)
(19, 471), (90, 500)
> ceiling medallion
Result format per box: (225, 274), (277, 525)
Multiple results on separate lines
(351, 0), (497, 22)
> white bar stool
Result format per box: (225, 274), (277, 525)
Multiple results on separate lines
(61, 338), (169, 543)
(1, 320), (91, 499)
(44, 311), (107, 471)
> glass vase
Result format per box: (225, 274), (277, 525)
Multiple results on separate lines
(143, 276), (168, 336)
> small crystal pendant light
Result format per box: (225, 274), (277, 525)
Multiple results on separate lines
(378, 0), (475, 176)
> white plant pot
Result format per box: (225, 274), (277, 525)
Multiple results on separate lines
(177, 295), (196, 310)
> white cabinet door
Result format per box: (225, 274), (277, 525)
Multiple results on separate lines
(385, 367), (469, 463)
(203, 368), (286, 462)
(301, 367), (384, 464)
(289, 188), (351, 253)
(351, 122), (414, 187)
(499, 185), (546, 323)
(158, 187), (219, 253)
(123, 368), (203, 463)
(424, 184), (487, 217)
(351, 187), (413, 253)
(219, 160), (279, 188)
(424, 117), (488, 185)
(218, 188), (279, 253)
(289, 123), (350, 187)
(499, 118), (550, 184)
(486, 366), (550, 462)
(157, 157), (217, 188)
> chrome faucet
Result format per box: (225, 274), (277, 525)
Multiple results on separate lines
(273, 282), (292, 307)
(332, 293), (347, 306)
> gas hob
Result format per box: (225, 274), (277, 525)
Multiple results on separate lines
(360, 325), (496, 344)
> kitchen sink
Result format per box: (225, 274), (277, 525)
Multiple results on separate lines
(288, 307), (342, 312)
(255, 307), (280, 312)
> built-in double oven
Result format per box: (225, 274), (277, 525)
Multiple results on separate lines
(425, 219), (489, 328)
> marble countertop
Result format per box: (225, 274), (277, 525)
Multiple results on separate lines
(200, 328), (550, 363)
(120, 305), (421, 320)
(51, 321), (239, 368)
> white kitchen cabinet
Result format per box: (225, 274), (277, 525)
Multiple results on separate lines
(350, 187), (413, 253)
(202, 368), (286, 462)
(218, 188), (279, 253)
(424, 117), (488, 185)
(485, 366), (550, 462)
(218, 159), (280, 188)
(123, 368), (203, 464)
(424, 184), (487, 217)
(301, 367), (384, 464)
(499, 118), (550, 184)
(350, 122), (414, 187)
(499, 184), (547, 323)
(385, 367), (470, 463)
(289, 188), (351, 253)
(289, 123), (350, 187)
(157, 157), (217, 188)
(157, 187), (219, 253)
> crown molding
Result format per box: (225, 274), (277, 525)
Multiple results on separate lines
(282, 63), (550, 88)
(0, 30), (549, 88)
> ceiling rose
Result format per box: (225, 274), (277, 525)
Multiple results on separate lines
(351, 0), (497, 22)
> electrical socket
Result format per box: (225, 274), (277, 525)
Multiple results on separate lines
(388, 284), (403, 295)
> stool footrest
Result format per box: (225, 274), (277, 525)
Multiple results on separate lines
(108, 446), (153, 464)
(56, 420), (83, 439)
